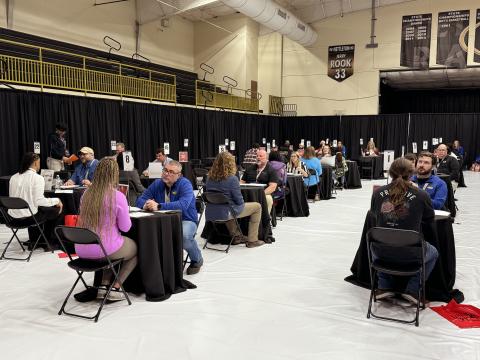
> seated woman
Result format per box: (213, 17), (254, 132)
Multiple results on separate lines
(320, 145), (333, 158)
(334, 152), (348, 188)
(286, 152), (308, 177)
(363, 140), (379, 157)
(76, 157), (137, 301)
(301, 146), (322, 199)
(205, 152), (264, 248)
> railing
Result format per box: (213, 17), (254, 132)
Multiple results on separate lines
(0, 38), (176, 103)
(195, 80), (260, 112)
(269, 95), (284, 115)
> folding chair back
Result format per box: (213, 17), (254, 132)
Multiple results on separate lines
(366, 227), (426, 326)
(0, 196), (51, 261)
(54, 226), (131, 322)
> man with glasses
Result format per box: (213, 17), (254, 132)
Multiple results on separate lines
(436, 144), (460, 192)
(65, 147), (99, 186)
(136, 161), (203, 275)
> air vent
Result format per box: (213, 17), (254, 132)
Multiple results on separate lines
(297, 23), (306, 32)
(277, 9), (287, 19)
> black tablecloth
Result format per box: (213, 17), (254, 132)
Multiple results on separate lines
(321, 166), (333, 200)
(201, 186), (272, 243)
(358, 156), (384, 179)
(45, 189), (85, 215)
(123, 212), (196, 301)
(345, 211), (463, 303)
(345, 161), (362, 189)
(286, 175), (309, 217)
(437, 174), (456, 218)
(140, 176), (156, 189)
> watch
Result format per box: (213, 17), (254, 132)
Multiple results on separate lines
(157, 203), (161, 210)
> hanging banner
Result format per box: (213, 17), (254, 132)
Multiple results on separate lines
(475, 9), (480, 63)
(400, 14), (432, 68)
(436, 10), (470, 68)
(327, 44), (354, 82)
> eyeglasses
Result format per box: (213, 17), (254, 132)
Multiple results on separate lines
(163, 168), (180, 175)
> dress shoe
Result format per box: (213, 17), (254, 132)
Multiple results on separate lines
(186, 258), (203, 275)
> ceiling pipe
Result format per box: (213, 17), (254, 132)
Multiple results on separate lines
(221, 0), (318, 47)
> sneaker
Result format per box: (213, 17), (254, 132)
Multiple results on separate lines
(106, 289), (125, 302)
(401, 292), (419, 305)
(232, 235), (248, 245)
(246, 240), (265, 248)
(97, 288), (107, 300)
(375, 289), (395, 300)
(186, 258), (203, 275)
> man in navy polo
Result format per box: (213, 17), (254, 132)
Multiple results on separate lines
(411, 151), (447, 210)
(136, 160), (203, 275)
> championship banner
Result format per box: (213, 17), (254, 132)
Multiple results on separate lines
(400, 14), (432, 68)
(436, 10), (470, 68)
(475, 9), (480, 63)
(327, 44), (354, 82)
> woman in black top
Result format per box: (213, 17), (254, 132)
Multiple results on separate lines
(370, 157), (438, 304)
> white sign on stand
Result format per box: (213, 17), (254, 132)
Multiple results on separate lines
(306, 140), (311, 147)
(326, 138), (329, 144)
(164, 142), (170, 155)
(111, 140), (117, 151)
(423, 141), (428, 150)
(359, 138), (364, 145)
(401, 145), (405, 157)
(262, 138), (266, 144)
(412, 142), (418, 153)
(122, 151), (134, 171)
(229, 141), (235, 151)
(219, 145), (227, 153)
(184, 139), (189, 147)
(332, 140), (338, 148)
(33, 142), (41, 154)
(439, 137), (443, 143)
(272, 139), (276, 147)
(40, 169), (54, 191)
(432, 138), (438, 146)
(300, 139), (305, 146)
(225, 138), (229, 146)
(383, 150), (395, 172)
(266, 143), (271, 152)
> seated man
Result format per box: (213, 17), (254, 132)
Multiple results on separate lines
(436, 143), (460, 191)
(142, 147), (173, 176)
(65, 147), (98, 186)
(370, 157), (438, 304)
(115, 142), (135, 170)
(411, 151), (447, 210)
(240, 149), (279, 215)
(9, 152), (63, 248)
(136, 161), (203, 275)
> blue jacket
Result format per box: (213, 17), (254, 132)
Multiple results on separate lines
(136, 177), (197, 223)
(411, 174), (447, 210)
(301, 157), (322, 186)
(205, 176), (244, 221)
(70, 159), (98, 185)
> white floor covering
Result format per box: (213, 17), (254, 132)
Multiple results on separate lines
(1, 172), (480, 360)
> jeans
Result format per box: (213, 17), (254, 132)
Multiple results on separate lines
(182, 220), (202, 264)
(374, 241), (438, 294)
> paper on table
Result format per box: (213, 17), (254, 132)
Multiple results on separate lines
(129, 207), (142, 212)
(60, 185), (79, 189)
(240, 183), (267, 187)
(154, 210), (180, 214)
(55, 189), (73, 194)
(435, 210), (450, 218)
(129, 212), (154, 218)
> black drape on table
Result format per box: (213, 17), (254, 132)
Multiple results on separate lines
(1, 89), (480, 176)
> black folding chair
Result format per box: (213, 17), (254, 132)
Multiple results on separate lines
(193, 168), (209, 195)
(54, 226), (132, 322)
(272, 185), (289, 223)
(202, 192), (242, 253)
(183, 197), (205, 269)
(307, 168), (322, 202)
(366, 227), (426, 327)
(0, 197), (53, 261)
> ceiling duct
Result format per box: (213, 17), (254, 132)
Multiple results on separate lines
(221, 0), (318, 47)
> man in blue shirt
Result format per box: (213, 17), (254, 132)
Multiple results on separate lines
(136, 160), (203, 275)
(411, 151), (447, 210)
(65, 147), (99, 186)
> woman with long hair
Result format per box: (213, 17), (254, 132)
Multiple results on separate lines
(286, 152), (308, 177)
(370, 157), (438, 304)
(364, 140), (379, 156)
(76, 157), (137, 301)
(205, 152), (264, 247)
(301, 146), (322, 199)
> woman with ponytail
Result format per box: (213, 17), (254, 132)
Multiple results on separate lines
(370, 157), (438, 304)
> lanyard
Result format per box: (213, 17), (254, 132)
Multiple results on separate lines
(165, 187), (171, 203)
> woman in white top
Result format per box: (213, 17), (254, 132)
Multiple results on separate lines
(9, 152), (63, 248)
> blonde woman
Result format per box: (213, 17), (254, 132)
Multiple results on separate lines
(205, 152), (264, 248)
(364, 140), (379, 156)
(76, 157), (137, 301)
(286, 152), (308, 177)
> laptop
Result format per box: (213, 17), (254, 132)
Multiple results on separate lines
(320, 156), (335, 167)
(148, 162), (163, 178)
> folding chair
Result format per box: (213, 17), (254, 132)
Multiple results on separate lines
(307, 168), (322, 202)
(183, 197), (205, 270)
(366, 227), (426, 327)
(202, 192), (242, 253)
(193, 168), (209, 195)
(272, 185), (289, 223)
(54, 226), (132, 322)
(0, 197), (53, 261)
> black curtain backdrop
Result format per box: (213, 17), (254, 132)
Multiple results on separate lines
(1, 89), (479, 176)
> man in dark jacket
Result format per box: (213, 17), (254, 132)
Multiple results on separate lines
(436, 144), (460, 191)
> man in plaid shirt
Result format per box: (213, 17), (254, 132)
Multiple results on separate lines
(242, 143), (260, 168)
